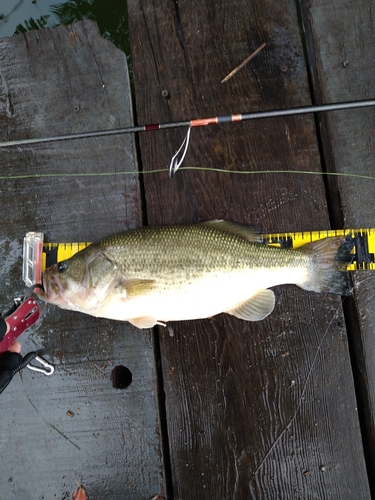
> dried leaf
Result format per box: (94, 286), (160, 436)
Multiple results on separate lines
(73, 485), (87, 500)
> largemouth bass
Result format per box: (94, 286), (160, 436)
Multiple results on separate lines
(38, 221), (353, 328)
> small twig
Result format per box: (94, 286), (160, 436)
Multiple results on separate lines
(221, 42), (266, 83)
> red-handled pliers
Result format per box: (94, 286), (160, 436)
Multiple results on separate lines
(0, 286), (42, 354)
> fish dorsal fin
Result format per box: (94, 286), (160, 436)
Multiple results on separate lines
(115, 278), (157, 298)
(201, 220), (260, 242)
(227, 289), (275, 321)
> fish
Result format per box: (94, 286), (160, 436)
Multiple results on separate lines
(38, 221), (354, 329)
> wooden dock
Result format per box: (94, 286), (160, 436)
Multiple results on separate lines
(1, 0), (375, 497)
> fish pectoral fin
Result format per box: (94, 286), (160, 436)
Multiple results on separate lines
(128, 316), (159, 329)
(227, 289), (275, 321)
(116, 278), (157, 298)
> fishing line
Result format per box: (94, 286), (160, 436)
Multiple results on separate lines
(253, 304), (343, 476)
(1, 98), (375, 177)
(1, 167), (375, 181)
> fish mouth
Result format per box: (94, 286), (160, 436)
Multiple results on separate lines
(38, 269), (61, 303)
(28, 283), (45, 295)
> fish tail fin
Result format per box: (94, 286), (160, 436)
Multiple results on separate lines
(299, 236), (354, 296)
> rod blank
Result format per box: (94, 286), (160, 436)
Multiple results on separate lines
(0, 99), (374, 148)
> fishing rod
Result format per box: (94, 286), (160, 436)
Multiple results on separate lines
(2, 98), (375, 177)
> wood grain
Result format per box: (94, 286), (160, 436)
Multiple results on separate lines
(128, 0), (370, 498)
(0, 21), (163, 500)
(299, 0), (375, 493)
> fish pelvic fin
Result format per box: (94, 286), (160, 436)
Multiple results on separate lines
(299, 236), (354, 295)
(227, 289), (275, 321)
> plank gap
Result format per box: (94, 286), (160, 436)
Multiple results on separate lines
(297, 0), (375, 494)
(294, 0), (345, 230)
(343, 296), (375, 497)
(152, 329), (175, 499)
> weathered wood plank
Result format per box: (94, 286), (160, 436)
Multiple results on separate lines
(128, 0), (370, 498)
(0, 21), (164, 500)
(299, 0), (375, 491)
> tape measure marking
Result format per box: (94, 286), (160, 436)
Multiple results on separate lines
(262, 228), (375, 270)
(41, 228), (375, 272)
(43, 242), (91, 272)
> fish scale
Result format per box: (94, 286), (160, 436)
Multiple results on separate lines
(35, 221), (355, 328)
(100, 225), (303, 277)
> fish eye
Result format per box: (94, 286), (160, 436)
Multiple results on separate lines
(57, 262), (67, 272)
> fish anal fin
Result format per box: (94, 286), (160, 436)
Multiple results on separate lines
(128, 317), (159, 329)
(201, 220), (260, 242)
(227, 289), (275, 321)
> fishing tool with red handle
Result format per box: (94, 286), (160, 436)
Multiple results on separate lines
(0, 295), (40, 354)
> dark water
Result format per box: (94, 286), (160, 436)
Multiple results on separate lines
(0, 0), (130, 57)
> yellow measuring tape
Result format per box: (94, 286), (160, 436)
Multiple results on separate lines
(43, 242), (89, 269)
(44, 228), (375, 271)
(261, 228), (375, 271)
(21, 228), (375, 287)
